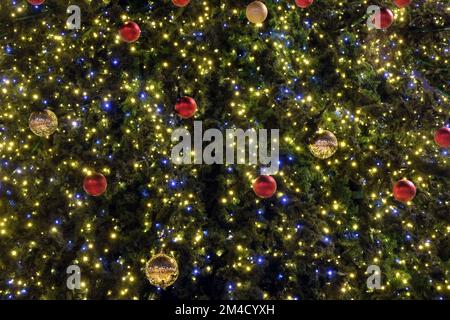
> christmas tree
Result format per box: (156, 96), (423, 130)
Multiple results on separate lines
(0, 0), (448, 300)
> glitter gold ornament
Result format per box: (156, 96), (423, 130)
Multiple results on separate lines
(145, 253), (179, 289)
(29, 109), (58, 138)
(309, 130), (338, 159)
(246, 1), (268, 24)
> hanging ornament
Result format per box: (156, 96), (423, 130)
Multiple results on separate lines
(29, 109), (58, 138)
(145, 253), (179, 289)
(172, 0), (190, 7)
(83, 173), (107, 196)
(246, 1), (268, 24)
(393, 179), (416, 203)
(309, 130), (338, 159)
(394, 0), (411, 8)
(119, 21), (141, 43)
(253, 175), (277, 198)
(372, 8), (394, 29)
(295, 0), (314, 9)
(175, 96), (197, 119)
(27, 0), (45, 5)
(434, 127), (450, 148)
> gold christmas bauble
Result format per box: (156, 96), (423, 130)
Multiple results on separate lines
(309, 130), (338, 159)
(145, 253), (179, 289)
(29, 109), (58, 137)
(246, 1), (268, 24)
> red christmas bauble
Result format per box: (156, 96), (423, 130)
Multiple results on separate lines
(172, 0), (190, 7)
(119, 21), (141, 43)
(394, 0), (412, 8)
(434, 127), (450, 148)
(295, 0), (314, 8)
(393, 179), (416, 203)
(83, 173), (107, 197)
(27, 0), (45, 5)
(253, 175), (277, 198)
(372, 8), (394, 29)
(175, 96), (197, 119)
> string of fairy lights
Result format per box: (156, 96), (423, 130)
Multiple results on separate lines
(0, 0), (448, 299)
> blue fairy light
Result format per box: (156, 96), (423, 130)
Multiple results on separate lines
(141, 189), (150, 198)
(169, 180), (177, 188)
(303, 19), (312, 29)
(326, 269), (335, 278)
(256, 256), (264, 265)
(102, 101), (111, 111)
(5, 44), (13, 54)
(391, 207), (399, 217)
